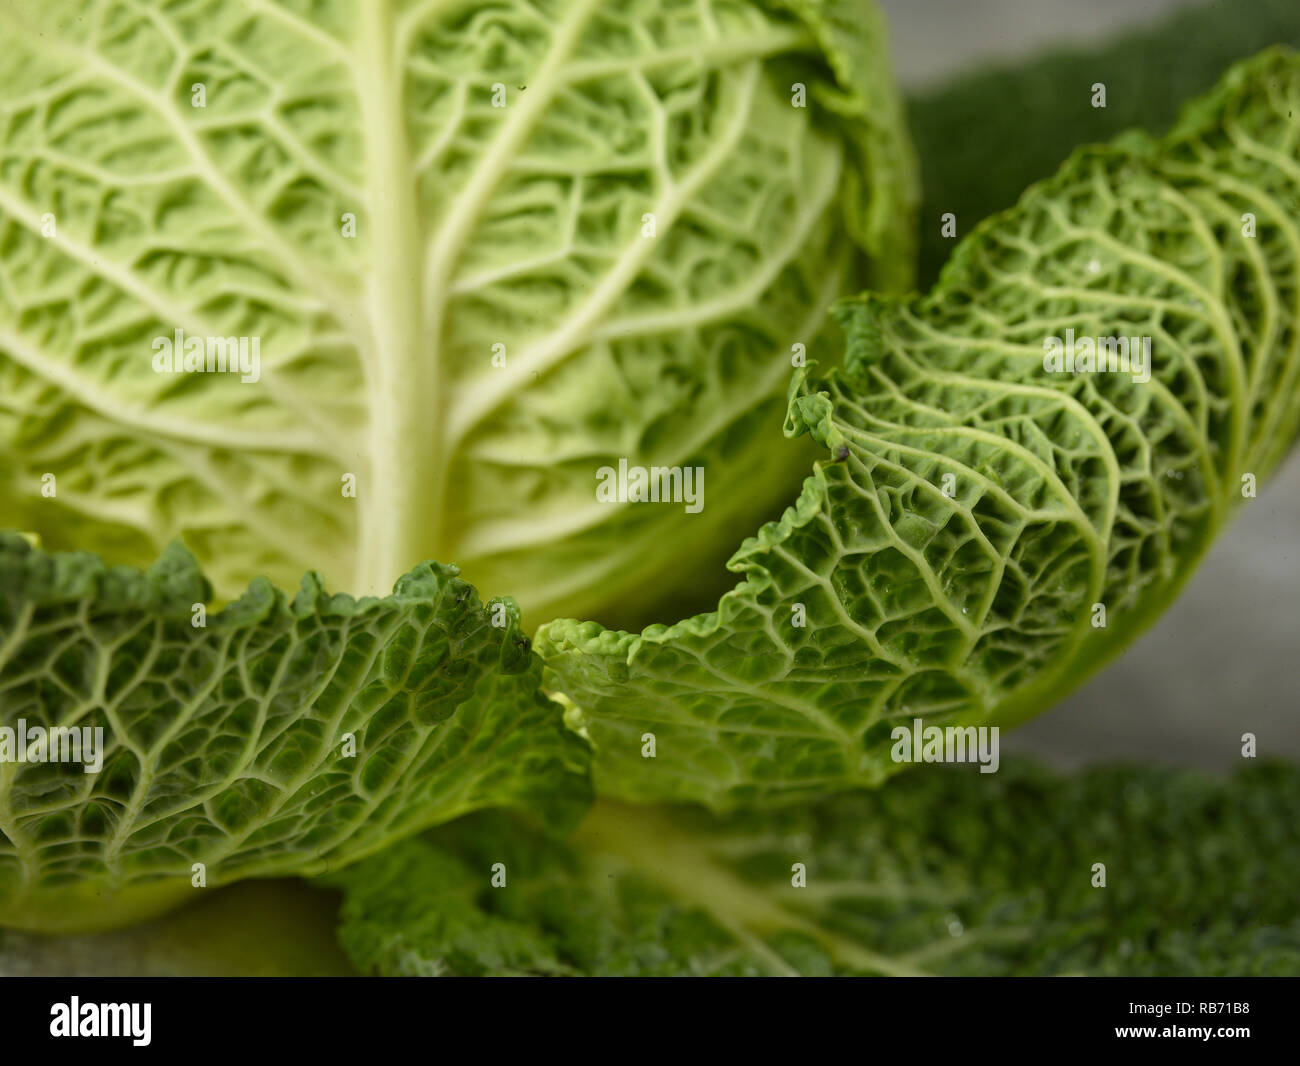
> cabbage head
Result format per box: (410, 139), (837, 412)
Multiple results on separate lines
(0, 0), (917, 628)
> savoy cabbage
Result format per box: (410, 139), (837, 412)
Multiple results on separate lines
(0, 0), (915, 629)
(0, 0), (1297, 976)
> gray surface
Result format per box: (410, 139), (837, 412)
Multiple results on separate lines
(884, 0), (1193, 88)
(882, 0), (1300, 768)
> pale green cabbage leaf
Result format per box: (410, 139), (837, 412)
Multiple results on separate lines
(0, 0), (915, 629)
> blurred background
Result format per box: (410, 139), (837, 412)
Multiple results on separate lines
(889, 0), (1211, 87)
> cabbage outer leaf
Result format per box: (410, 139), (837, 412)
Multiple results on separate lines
(327, 761), (1300, 976)
(539, 50), (1300, 809)
(0, 533), (589, 932)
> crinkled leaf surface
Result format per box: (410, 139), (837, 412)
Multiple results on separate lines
(327, 760), (1300, 977)
(0, 534), (589, 932)
(538, 50), (1300, 809)
(0, 0), (914, 629)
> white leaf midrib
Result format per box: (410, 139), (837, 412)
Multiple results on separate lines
(352, 0), (608, 595)
(354, 0), (440, 596)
